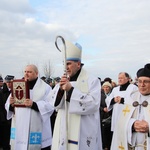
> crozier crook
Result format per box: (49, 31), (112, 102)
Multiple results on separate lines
(55, 35), (68, 150)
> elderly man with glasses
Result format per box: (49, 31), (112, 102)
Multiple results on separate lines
(111, 63), (150, 150)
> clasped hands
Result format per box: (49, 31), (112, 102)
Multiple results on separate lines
(133, 120), (149, 133)
(10, 96), (33, 107)
(114, 96), (122, 103)
(59, 75), (72, 92)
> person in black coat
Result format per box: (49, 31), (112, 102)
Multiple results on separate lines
(0, 75), (14, 150)
(0, 76), (3, 90)
(100, 81), (113, 150)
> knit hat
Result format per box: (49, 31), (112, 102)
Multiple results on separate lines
(102, 82), (112, 88)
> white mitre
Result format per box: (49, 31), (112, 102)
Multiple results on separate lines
(65, 40), (82, 62)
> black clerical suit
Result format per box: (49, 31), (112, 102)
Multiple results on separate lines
(0, 83), (11, 150)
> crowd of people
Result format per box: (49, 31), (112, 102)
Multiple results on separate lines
(0, 38), (150, 150)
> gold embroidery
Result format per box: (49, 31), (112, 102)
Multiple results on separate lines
(128, 140), (147, 150)
(122, 105), (130, 116)
(118, 142), (125, 150)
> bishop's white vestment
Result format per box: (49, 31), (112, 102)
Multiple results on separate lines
(106, 84), (138, 131)
(50, 69), (102, 150)
(5, 78), (54, 150)
(111, 91), (150, 150)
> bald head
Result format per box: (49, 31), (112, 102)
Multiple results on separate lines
(24, 64), (38, 81)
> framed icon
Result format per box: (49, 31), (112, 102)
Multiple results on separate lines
(11, 79), (30, 107)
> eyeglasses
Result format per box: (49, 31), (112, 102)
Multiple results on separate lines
(138, 80), (150, 85)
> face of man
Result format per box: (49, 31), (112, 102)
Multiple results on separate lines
(118, 73), (129, 86)
(24, 65), (38, 81)
(138, 77), (150, 95)
(0, 81), (3, 87)
(6, 81), (12, 89)
(66, 61), (81, 77)
(103, 86), (111, 94)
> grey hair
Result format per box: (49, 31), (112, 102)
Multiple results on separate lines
(119, 72), (130, 78)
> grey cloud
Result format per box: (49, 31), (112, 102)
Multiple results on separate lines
(0, 0), (150, 81)
(0, 0), (35, 13)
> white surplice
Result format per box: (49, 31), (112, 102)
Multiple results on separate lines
(105, 84), (138, 131)
(50, 68), (102, 150)
(5, 78), (54, 150)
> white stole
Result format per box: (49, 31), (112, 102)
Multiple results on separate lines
(111, 104), (135, 150)
(143, 105), (150, 150)
(68, 69), (88, 150)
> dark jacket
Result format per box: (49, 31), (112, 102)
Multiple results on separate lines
(0, 83), (11, 122)
(100, 90), (112, 121)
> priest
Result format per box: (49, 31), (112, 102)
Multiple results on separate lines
(5, 64), (54, 150)
(50, 39), (102, 150)
(111, 64), (150, 150)
(105, 72), (138, 132)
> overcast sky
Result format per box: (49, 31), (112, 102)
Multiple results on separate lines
(0, 0), (150, 82)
